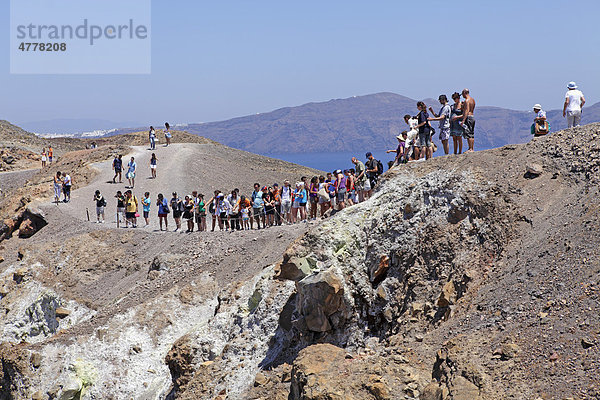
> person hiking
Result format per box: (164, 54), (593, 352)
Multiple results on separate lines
(94, 190), (106, 223)
(333, 169), (347, 210)
(386, 132), (407, 167)
(41, 148), (47, 168)
(215, 194), (231, 231)
(126, 157), (136, 188)
(124, 190), (138, 228)
(170, 192), (183, 232)
(156, 193), (169, 231)
(112, 155), (123, 183)
(344, 170), (356, 206)
(415, 102), (433, 160)
(429, 95), (452, 155)
(142, 192), (151, 226)
(195, 193), (207, 232)
(309, 176), (319, 220)
(62, 172), (72, 202)
(281, 180), (293, 224)
(164, 122), (172, 146)
(53, 171), (62, 204)
(449, 92), (464, 154)
(563, 82), (585, 128)
(182, 195), (195, 233)
(460, 89), (476, 152)
(318, 175), (330, 217)
(228, 190), (241, 231)
(404, 114), (420, 160)
(207, 190), (220, 231)
(263, 189), (275, 227)
(149, 126), (156, 150)
(115, 191), (126, 225)
(251, 183), (265, 229)
(531, 104), (549, 137)
(48, 146), (53, 163)
(272, 183), (282, 226)
(352, 157), (367, 202)
(365, 152), (380, 195)
(150, 153), (157, 179)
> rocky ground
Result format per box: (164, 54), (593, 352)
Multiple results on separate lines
(1, 123), (599, 400)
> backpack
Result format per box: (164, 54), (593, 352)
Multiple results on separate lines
(376, 159), (384, 175)
(535, 120), (549, 135)
(101, 197), (107, 207)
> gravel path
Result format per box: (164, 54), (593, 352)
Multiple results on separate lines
(57, 142), (320, 231)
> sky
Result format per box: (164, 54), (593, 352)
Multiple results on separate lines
(1, 0), (599, 128)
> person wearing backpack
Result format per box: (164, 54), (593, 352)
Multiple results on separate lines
(365, 152), (381, 195)
(94, 190), (106, 223)
(157, 193), (169, 231)
(170, 192), (183, 232)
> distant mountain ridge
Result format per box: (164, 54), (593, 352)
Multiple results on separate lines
(28, 93), (599, 153)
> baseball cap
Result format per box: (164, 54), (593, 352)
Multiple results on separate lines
(366, 152), (372, 158)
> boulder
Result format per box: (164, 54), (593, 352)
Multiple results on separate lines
(526, 163), (543, 177)
(296, 268), (344, 332)
(370, 255), (389, 283)
(55, 308), (71, 319)
(437, 280), (456, 307)
(17, 208), (48, 239)
(275, 256), (314, 281)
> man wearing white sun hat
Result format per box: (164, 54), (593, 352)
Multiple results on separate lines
(563, 82), (585, 128)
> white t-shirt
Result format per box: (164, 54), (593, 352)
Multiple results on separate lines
(63, 174), (71, 186)
(438, 104), (451, 129)
(565, 90), (584, 112)
(281, 186), (292, 202)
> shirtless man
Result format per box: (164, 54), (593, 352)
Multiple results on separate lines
(460, 88), (476, 153)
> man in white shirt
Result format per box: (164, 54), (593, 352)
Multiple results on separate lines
(563, 81), (585, 128)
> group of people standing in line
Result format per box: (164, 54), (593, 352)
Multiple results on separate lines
(90, 158), (383, 231)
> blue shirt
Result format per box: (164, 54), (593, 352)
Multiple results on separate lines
(252, 191), (264, 208)
(158, 199), (168, 214)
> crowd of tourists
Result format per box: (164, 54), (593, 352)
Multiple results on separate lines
(91, 160), (383, 231)
(52, 83), (588, 230)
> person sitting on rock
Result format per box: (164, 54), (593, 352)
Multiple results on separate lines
(531, 104), (549, 137)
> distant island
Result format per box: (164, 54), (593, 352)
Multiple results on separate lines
(28, 92), (599, 153)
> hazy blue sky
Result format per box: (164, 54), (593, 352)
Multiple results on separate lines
(1, 0), (599, 127)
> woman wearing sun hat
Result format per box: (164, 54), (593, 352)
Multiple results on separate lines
(531, 104), (549, 137)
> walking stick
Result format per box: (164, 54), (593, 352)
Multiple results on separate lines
(86, 208), (90, 222)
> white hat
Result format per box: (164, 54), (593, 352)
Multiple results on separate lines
(533, 104), (542, 110)
(567, 81), (578, 89)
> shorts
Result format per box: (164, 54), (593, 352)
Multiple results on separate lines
(318, 195), (329, 204)
(364, 179), (372, 191)
(117, 207), (125, 214)
(126, 172), (136, 179)
(158, 213), (167, 218)
(310, 196), (318, 204)
(253, 207), (264, 217)
(419, 131), (432, 147)
(143, 211), (149, 219)
(439, 127), (450, 141)
(451, 126), (464, 137)
(125, 212), (136, 219)
(150, 165), (156, 169)
(114, 168), (121, 174)
(337, 188), (347, 202)
(348, 191), (357, 203)
(63, 185), (71, 195)
(281, 200), (292, 214)
(265, 207), (275, 215)
(299, 202), (307, 208)
(242, 217), (250, 222)
(219, 212), (227, 219)
(355, 181), (365, 191)
(462, 116), (475, 139)
(173, 210), (182, 219)
(96, 206), (105, 215)
(49, 156), (53, 162)
(292, 200), (302, 209)
(195, 214), (204, 223)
